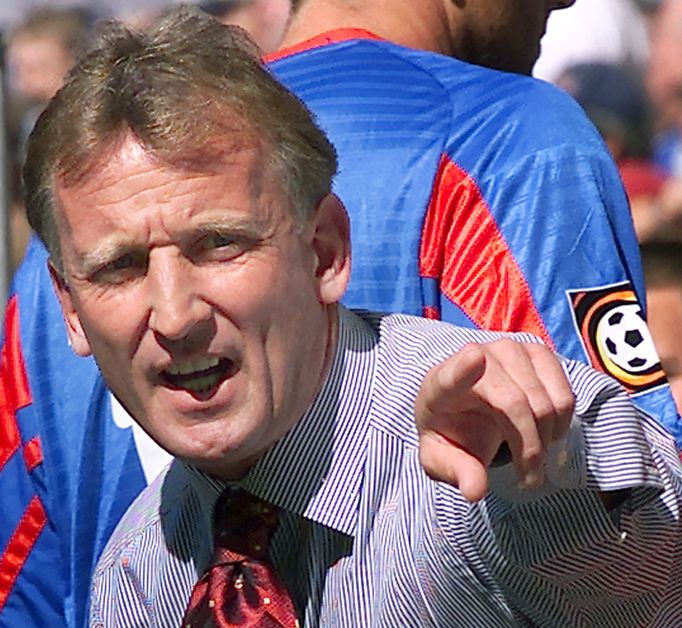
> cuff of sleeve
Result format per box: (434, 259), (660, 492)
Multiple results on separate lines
(488, 359), (667, 506)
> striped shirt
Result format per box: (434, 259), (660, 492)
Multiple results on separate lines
(90, 308), (682, 627)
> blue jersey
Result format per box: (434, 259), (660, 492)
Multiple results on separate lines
(267, 30), (679, 433)
(0, 241), (171, 628)
(1, 29), (680, 626)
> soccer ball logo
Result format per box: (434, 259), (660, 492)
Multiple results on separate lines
(568, 282), (665, 393)
(595, 303), (659, 374)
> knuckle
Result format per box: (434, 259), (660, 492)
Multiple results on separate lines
(492, 337), (522, 353)
(532, 400), (556, 422)
(556, 391), (576, 416)
(503, 390), (530, 415)
(416, 364), (442, 416)
(523, 444), (544, 467)
(459, 342), (485, 361)
(418, 449), (445, 483)
(526, 340), (552, 354)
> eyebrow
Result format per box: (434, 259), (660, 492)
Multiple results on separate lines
(74, 214), (270, 276)
(75, 240), (144, 277)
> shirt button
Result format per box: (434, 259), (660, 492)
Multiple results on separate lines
(617, 531), (627, 544)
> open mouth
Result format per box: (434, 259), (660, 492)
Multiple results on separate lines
(161, 356), (236, 397)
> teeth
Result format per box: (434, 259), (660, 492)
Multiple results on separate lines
(166, 356), (219, 376)
(181, 372), (223, 393)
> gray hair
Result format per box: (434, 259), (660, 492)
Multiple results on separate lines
(24, 5), (337, 273)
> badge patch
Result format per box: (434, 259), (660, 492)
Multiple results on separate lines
(567, 282), (666, 394)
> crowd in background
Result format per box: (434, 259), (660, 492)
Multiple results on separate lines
(3, 0), (292, 272)
(3, 0), (682, 411)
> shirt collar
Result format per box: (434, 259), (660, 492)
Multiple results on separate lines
(264, 28), (384, 64)
(185, 306), (378, 538)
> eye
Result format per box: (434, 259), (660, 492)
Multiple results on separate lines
(194, 231), (246, 262)
(109, 253), (135, 270)
(204, 232), (235, 250)
(91, 252), (146, 284)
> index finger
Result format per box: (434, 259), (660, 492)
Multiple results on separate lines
(414, 344), (487, 431)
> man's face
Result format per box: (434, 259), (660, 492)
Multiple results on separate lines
(446, 0), (576, 75)
(9, 34), (74, 102)
(647, 0), (682, 129)
(52, 134), (349, 479)
(647, 285), (682, 414)
(218, 0), (291, 53)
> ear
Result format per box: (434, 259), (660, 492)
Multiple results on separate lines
(309, 193), (351, 305)
(48, 261), (93, 357)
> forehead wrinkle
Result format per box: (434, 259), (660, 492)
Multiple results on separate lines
(63, 164), (222, 212)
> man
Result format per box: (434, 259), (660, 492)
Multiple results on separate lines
(2, 0), (679, 625)
(268, 0), (679, 436)
(196, 0), (291, 52)
(5, 6), (96, 272)
(20, 10), (681, 626)
(648, 0), (682, 177)
(266, 0), (678, 444)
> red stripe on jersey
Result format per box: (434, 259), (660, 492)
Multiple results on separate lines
(0, 497), (47, 609)
(422, 306), (440, 320)
(420, 155), (554, 348)
(23, 437), (44, 473)
(264, 28), (383, 63)
(0, 297), (32, 472)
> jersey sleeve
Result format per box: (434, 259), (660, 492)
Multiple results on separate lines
(419, 137), (681, 446)
(1, 290), (64, 626)
(0, 237), (151, 628)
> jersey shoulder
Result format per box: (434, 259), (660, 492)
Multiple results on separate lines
(401, 47), (608, 171)
(271, 39), (608, 173)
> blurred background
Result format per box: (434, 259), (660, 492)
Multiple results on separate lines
(1, 0), (681, 412)
(0, 0), (292, 296)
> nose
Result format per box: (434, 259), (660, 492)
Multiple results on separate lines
(147, 251), (213, 344)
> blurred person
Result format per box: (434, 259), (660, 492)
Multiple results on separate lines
(641, 240), (682, 412)
(648, 0), (682, 176)
(5, 7), (95, 267)
(8, 179), (31, 273)
(0, 1), (162, 30)
(5, 98), (34, 272)
(556, 61), (672, 240)
(7, 6), (94, 104)
(5, 0), (682, 625)
(647, 1), (682, 238)
(534, 0), (650, 83)
(198, 0), (291, 53)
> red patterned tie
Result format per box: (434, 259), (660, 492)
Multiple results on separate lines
(181, 489), (299, 627)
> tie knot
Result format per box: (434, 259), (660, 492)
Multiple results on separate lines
(183, 489), (298, 626)
(213, 489), (279, 561)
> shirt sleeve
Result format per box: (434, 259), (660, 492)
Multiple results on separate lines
(1, 237), (151, 628)
(0, 285), (64, 627)
(434, 359), (682, 626)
